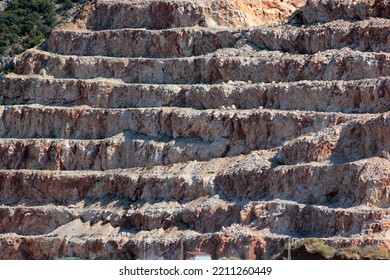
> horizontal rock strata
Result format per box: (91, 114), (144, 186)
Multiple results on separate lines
(0, 0), (389, 259)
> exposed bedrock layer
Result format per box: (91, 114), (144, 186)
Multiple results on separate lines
(70, 0), (306, 30)
(0, 0), (389, 259)
(2, 75), (389, 113)
(46, 18), (390, 58)
(300, 0), (390, 24)
(13, 49), (390, 84)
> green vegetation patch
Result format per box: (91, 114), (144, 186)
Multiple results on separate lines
(283, 238), (390, 260)
(0, 0), (88, 57)
(337, 245), (390, 260)
(288, 238), (337, 259)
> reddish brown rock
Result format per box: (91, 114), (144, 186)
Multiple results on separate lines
(0, 0), (389, 260)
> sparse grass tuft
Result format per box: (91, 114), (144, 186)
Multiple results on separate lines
(288, 238), (337, 259)
(337, 245), (390, 260)
(54, 256), (81, 260)
(279, 238), (390, 260)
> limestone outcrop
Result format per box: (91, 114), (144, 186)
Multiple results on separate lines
(0, 0), (389, 260)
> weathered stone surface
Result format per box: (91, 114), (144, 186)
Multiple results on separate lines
(13, 48), (390, 84)
(0, 206), (76, 235)
(0, 0), (389, 260)
(46, 28), (242, 58)
(0, 105), (350, 149)
(300, 0), (390, 24)
(2, 75), (389, 113)
(48, 18), (390, 58)
(0, 228), (388, 260)
(277, 114), (390, 164)
(0, 132), (234, 170)
(0, 155), (388, 207)
(49, 199), (389, 239)
(70, 0), (306, 30)
(0, 227), (268, 260)
(248, 18), (390, 54)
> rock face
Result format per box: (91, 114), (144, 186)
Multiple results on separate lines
(70, 0), (306, 30)
(300, 0), (390, 24)
(0, 0), (389, 260)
